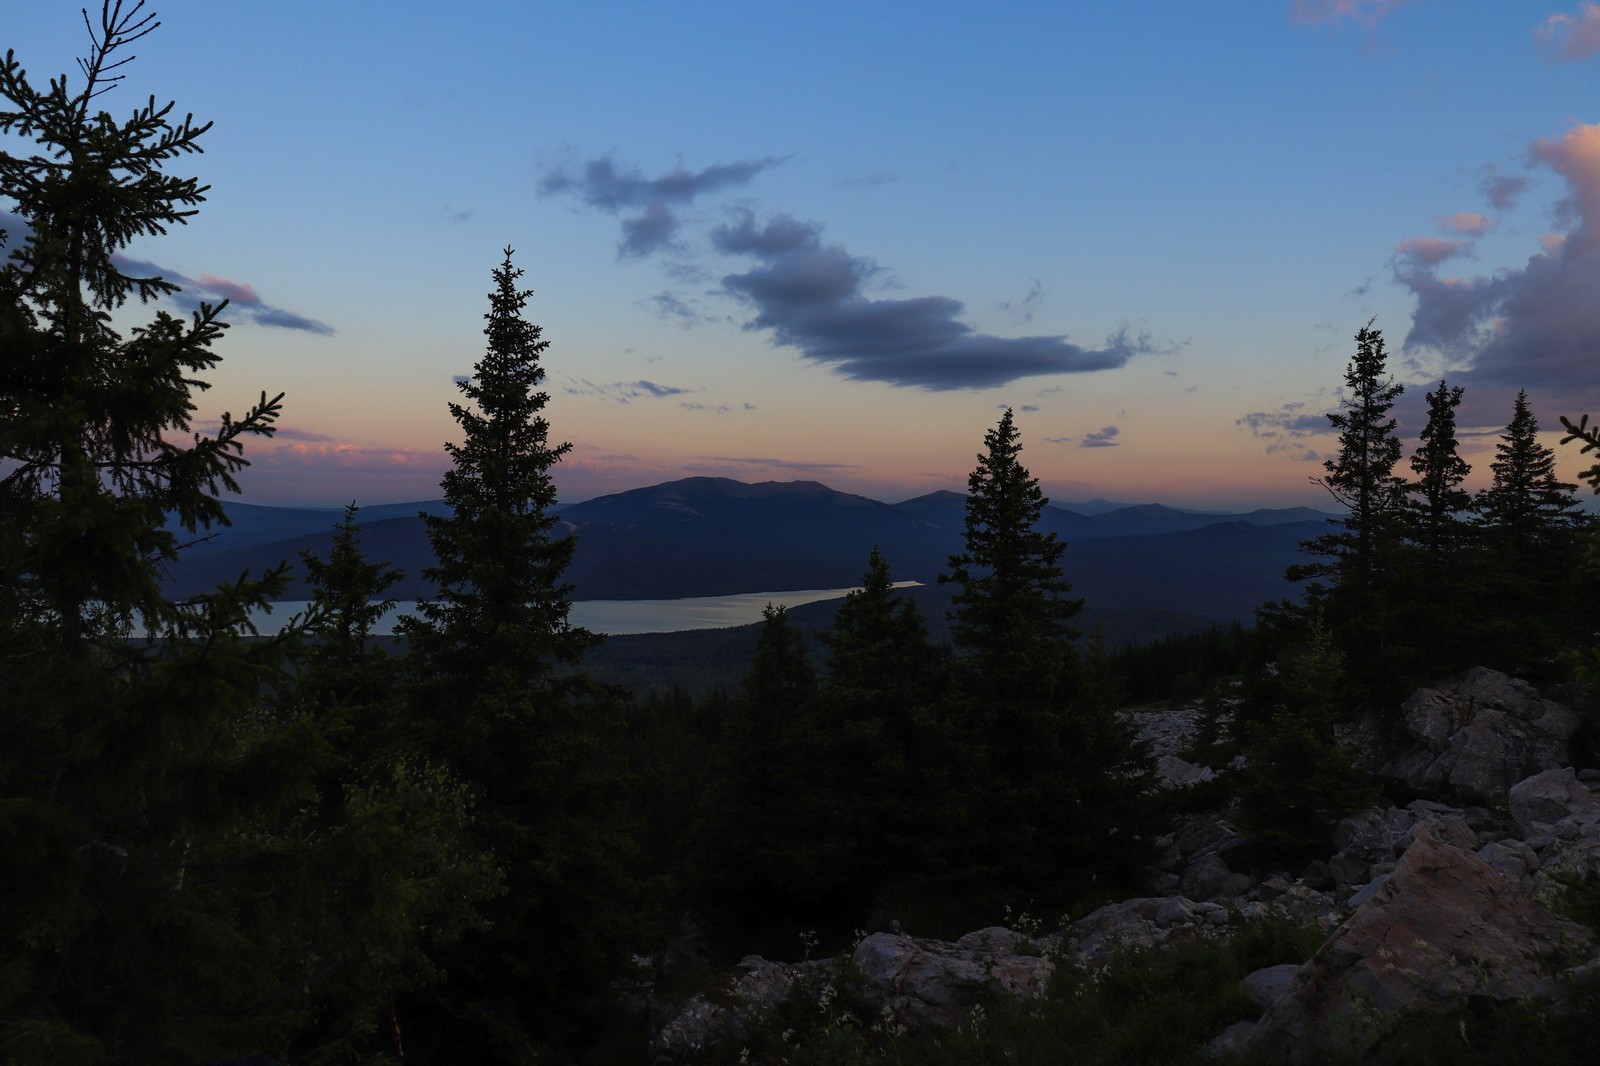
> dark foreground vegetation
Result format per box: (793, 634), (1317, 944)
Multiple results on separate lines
(6, 6), (1600, 1064)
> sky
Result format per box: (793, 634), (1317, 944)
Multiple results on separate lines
(9, 0), (1600, 511)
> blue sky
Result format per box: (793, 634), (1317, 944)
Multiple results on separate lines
(9, 0), (1600, 508)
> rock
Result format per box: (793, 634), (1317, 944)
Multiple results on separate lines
(1243, 963), (1302, 1010)
(1125, 702), (1209, 760)
(1509, 767), (1600, 835)
(1210, 1020), (1257, 1059)
(1157, 754), (1215, 789)
(1376, 668), (1578, 804)
(651, 955), (832, 1059)
(1477, 838), (1540, 880)
(1180, 853), (1252, 902)
(1242, 823), (1594, 1064)
(1173, 813), (1248, 863)
(852, 930), (1051, 1028)
(1068, 896), (1236, 963)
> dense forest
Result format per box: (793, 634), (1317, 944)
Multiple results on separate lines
(6, 6), (1600, 1064)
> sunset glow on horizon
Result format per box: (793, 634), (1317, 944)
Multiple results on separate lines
(10, 1), (1600, 512)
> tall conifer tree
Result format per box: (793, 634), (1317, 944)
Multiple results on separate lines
(1406, 379), (1472, 560)
(1288, 322), (1408, 688)
(1295, 321), (1407, 587)
(943, 407), (1082, 700)
(927, 410), (1148, 915)
(1478, 390), (1582, 550)
(404, 249), (596, 696)
(398, 251), (632, 1060)
(1471, 391), (1588, 677)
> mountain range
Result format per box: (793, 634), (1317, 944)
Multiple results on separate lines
(161, 477), (1333, 625)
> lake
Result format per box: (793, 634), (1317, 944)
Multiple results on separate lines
(248, 582), (921, 636)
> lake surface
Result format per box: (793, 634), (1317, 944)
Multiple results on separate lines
(249, 582), (920, 637)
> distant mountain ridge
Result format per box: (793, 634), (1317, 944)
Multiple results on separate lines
(162, 477), (1334, 623)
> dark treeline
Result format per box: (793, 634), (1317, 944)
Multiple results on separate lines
(8, 8), (1600, 1065)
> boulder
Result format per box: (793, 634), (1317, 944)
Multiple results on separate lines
(1375, 668), (1578, 804)
(1242, 823), (1593, 1064)
(852, 928), (1051, 1028)
(1179, 853), (1253, 902)
(1156, 754), (1215, 789)
(1508, 767), (1600, 835)
(1068, 896), (1234, 963)
(1243, 962), (1302, 1010)
(651, 955), (832, 1059)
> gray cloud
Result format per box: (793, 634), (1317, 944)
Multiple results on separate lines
(111, 255), (333, 334)
(1396, 124), (1600, 414)
(563, 378), (694, 404)
(1481, 168), (1531, 211)
(1081, 425), (1120, 448)
(1237, 403), (1332, 455)
(620, 202), (679, 258)
(712, 211), (1153, 390)
(680, 401), (732, 414)
(998, 278), (1044, 324)
(646, 290), (712, 327)
(539, 154), (783, 258)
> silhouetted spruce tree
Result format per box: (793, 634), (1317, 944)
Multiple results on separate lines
(1472, 390), (1589, 678)
(1289, 321), (1407, 688)
(1395, 380), (1481, 675)
(1405, 380), (1473, 560)
(298, 503), (404, 713)
(1, 8), (494, 1059)
(1478, 390), (1583, 550)
(398, 251), (633, 1060)
(943, 407), (1082, 700)
(927, 410), (1149, 916)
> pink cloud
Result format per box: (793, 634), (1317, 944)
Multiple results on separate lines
(1291, 0), (1410, 27)
(1434, 212), (1493, 236)
(195, 274), (262, 306)
(1396, 122), (1600, 416)
(1535, 2), (1600, 62)
(1394, 236), (1472, 267)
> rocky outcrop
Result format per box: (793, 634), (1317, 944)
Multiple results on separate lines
(649, 671), (1600, 1062)
(852, 927), (1052, 1025)
(651, 955), (834, 1059)
(1239, 822), (1594, 1063)
(1369, 667), (1579, 804)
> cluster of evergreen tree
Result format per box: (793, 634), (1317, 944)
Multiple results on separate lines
(1286, 321), (1593, 694)
(651, 410), (1155, 955)
(1218, 321), (1596, 862)
(1, 9), (1165, 1059)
